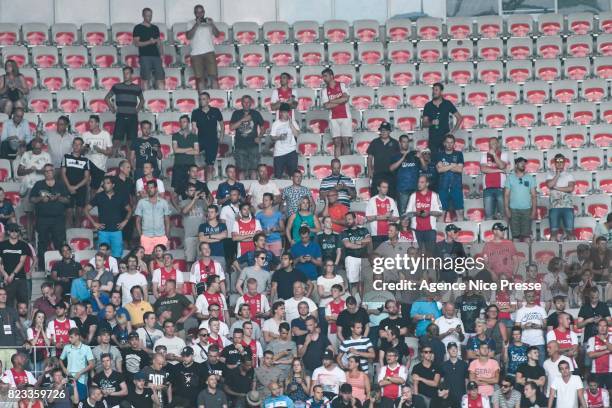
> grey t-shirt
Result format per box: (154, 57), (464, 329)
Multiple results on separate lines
(265, 339), (297, 377)
(254, 365), (284, 398)
(86, 269), (114, 291)
(197, 388), (228, 408)
(238, 267), (271, 294)
(92, 343), (123, 373)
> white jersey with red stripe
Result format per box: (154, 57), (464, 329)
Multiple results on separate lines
(377, 364), (407, 400)
(88, 255), (119, 275)
(366, 195), (399, 237)
(586, 388), (609, 408)
(234, 293), (271, 326)
(190, 259), (226, 283)
(321, 81), (350, 119)
(46, 318), (77, 346)
(152, 267), (184, 295)
(461, 395), (491, 408)
(135, 177), (165, 194)
(271, 87), (298, 119)
(546, 328), (579, 369)
(0, 368), (36, 387)
(407, 190), (442, 231)
(588, 334), (612, 374)
(195, 291), (229, 321)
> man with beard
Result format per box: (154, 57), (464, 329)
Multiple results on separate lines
(170, 346), (208, 408)
(202, 345), (225, 381)
(129, 120), (161, 180)
(454, 280), (487, 339)
(141, 353), (171, 407)
(433, 224), (466, 283)
(122, 332), (151, 387)
(504, 157), (537, 243)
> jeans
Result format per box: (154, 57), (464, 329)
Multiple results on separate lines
(415, 230), (437, 254)
(483, 188), (504, 219)
(273, 151), (298, 179)
(549, 207), (574, 233)
(36, 216), (66, 270)
(98, 230), (124, 258)
(397, 191), (414, 216)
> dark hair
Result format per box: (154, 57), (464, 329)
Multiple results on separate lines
(89, 114), (100, 123)
(272, 301), (285, 313)
(253, 232), (266, 243)
(432, 82), (444, 91)
(200, 91), (210, 98)
(279, 322), (290, 332)
(321, 67), (334, 76)
(123, 66), (134, 74)
(140, 120), (152, 127)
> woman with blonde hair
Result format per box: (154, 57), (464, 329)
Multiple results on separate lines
(285, 358), (311, 406)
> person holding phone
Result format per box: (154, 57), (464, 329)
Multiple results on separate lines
(186, 4), (221, 92)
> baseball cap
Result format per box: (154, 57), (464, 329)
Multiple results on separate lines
(278, 102), (291, 112)
(421, 147), (431, 153)
(514, 156), (527, 164)
(446, 342), (458, 350)
(445, 224), (461, 233)
(134, 371), (147, 381)
(128, 332), (140, 340)
(98, 327), (111, 335)
(322, 350), (334, 360)
(54, 302), (67, 309)
(378, 121), (392, 132)
(181, 346), (194, 356)
(467, 381), (479, 390)
(492, 222), (508, 231)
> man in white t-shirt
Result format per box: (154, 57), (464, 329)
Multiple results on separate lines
(311, 350), (346, 399)
(186, 4), (221, 92)
(115, 254), (148, 305)
(546, 152), (576, 241)
(82, 115), (112, 190)
(548, 360), (586, 408)
(543, 340), (574, 398)
(321, 67), (351, 158)
(247, 164), (281, 210)
(153, 320), (186, 365)
(270, 103), (300, 180)
(435, 303), (465, 356)
(17, 138), (51, 193)
(514, 290), (547, 364)
(284, 281), (317, 323)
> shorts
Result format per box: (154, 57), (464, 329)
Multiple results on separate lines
(549, 207), (574, 232)
(438, 184), (464, 211)
(139, 56), (166, 81)
(330, 118), (353, 138)
(235, 146), (260, 173)
(345, 256), (364, 283)
(141, 235), (169, 255)
(509, 208), (532, 239)
(265, 241), (283, 257)
(89, 162), (105, 189)
(69, 186), (88, 207)
(200, 140), (218, 166)
(191, 52), (218, 79)
(113, 114), (139, 142)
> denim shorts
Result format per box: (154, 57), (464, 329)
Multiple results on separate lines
(549, 207), (574, 231)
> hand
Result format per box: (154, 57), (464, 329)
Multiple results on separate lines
(109, 106), (116, 114)
(42, 195), (50, 202)
(93, 222), (105, 230)
(254, 137), (261, 144)
(432, 119), (439, 126)
(117, 220), (128, 230)
(67, 185), (76, 194)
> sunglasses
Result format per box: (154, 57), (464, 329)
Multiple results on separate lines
(555, 159), (565, 163)
(501, 384), (512, 388)
(199, 333), (208, 337)
(257, 256), (266, 260)
(422, 350), (433, 354)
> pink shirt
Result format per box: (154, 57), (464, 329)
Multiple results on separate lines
(468, 358), (500, 397)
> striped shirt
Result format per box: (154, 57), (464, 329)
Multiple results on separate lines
(109, 82), (142, 115)
(339, 336), (374, 372)
(320, 173), (354, 207)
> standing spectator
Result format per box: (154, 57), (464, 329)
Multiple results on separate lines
(224, 355), (255, 407)
(440, 343), (468, 403)
(0, 287), (23, 371)
(171, 114), (199, 191)
(230, 95), (264, 180)
(59, 328), (95, 401)
(515, 291), (547, 364)
(197, 375), (228, 408)
(321, 68), (351, 158)
(504, 157), (536, 243)
(546, 312), (579, 370)
(411, 346), (441, 404)
(434, 224), (467, 283)
(542, 257), (570, 305)
(116, 255), (148, 305)
(0, 223), (31, 307)
(491, 377), (521, 408)
(578, 286), (611, 356)
(320, 192), (349, 235)
(406, 175), (443, 254)
(256, 193), (284, 256)
(231, 203), (262, 259)
(30, 164), (70, 270)
(480, 137), (508, 220)
(366, 180), (399, 248)
(270, 103), (300, 179)
(270, 72), (298, 119)
(134, 180), (171, 255)
(1, 107), (32, 159)
(367, 122), (400, 197)
(422, 83), (462, 153)
(0, 60), (28, 115)
(132, 8), (165, 91)
(287, 198), (321, 245)
(61, 137), (91, 227)
(191, 91), (224, 180)
(548, 360), (586, 408)
(435, 303), (465, 352)
(290, 227), (322, 286)
(0, 188), (15, 228)
(50, 244), (81, 299)
(586, 319), (612, 390)
(198, 205), (228, 268)
(129, 120), (161, 180)
(390, 134), (422, 215)
(85, 176), (132, 259)
(481, 222), (519, 281)
(341, 212), (371, 297)
(135, 161), (164, 197)
(505, 327), (529, 379)
(468, 343), (500, 399)
(336, 297), (370, 343)
(248, 165), (281, 211)
(515, 346), (546, 391)
(217, 164), (246, 206)
(377, 349), (408, 406)
(186, 4), (220, 92)
(47, 116), (74, 169)
(91, 353), (128, 406)
(410, 294), (442, 337)
(320, 158), (356, 208)
(282, 170), (314, 217)
(105, 67), (144, 157)
(546, 153), (576, 241)
(82, 115), (113, 191)
(336, 321), (375, 373)
(435, 134), (464, 221)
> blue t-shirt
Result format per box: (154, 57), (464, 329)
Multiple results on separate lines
(0, 200), (14, 226)
(435, 150), (464, 189)
(466, 336), (496, 354)
(90, 293), (110, 314)
(290, 241), (322, 280)
(60, 343), (94, 384)
(507, 343), (529, 375)
(237, 250), (279, 271)
(410, 300), (442, 337)
(264, 395), (295, 408)
(393, 151), (421, 193)
(217, 181), (246, 202)
(420, 162), (438, 190)
(198, 222), (228, 257)
(504, 173), (536, 210)
(256, 211), (283, 243)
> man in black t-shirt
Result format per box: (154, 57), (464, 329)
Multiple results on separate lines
(411, 346), (441, 401)
(454, 285), (487, 336)
(61, 136), (90, 227)
(202, 345), (226, 382)
(50, 244), (81, 299)
(434, 224), (466, 283)
(341, 212), (371, 298)
(229, 95), (264, 180)
(422, 82), (463, 152)
(191, 92), (224, 179)
(271, 253), (307, 301)
(30, 163), (70, 270)
(221, 329), (253, 369)
(223, 355), (255, 408)
(132, 7), (165, 91)
(0, 223), (31, 306)
(336, 297), (370, 342)
(170, 346), (208, 407)
(515, 346), (545, 392)
(379, 300), (411, 349)
(78, 386), (110, 408)
(141, 353), (171, 407)
(577, 286), (611, 345)
(129, 120), (161, 179)
(123, 371), (158, 408)
(122, 332), (151, 386)
(175, 164), (212, 201)
(92, 353), (128, 407)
